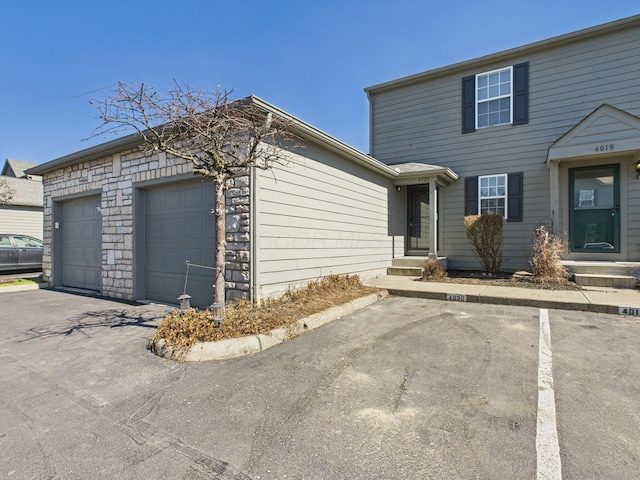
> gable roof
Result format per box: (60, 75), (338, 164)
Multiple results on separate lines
(26, 96), (399, 179)
(1, 159), (39, 178)
(365, 14), (640, 94)
(547, 104), (640, 164)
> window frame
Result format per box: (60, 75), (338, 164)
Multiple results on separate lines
(475, 66), (513, 129)
(478, 173), (508, 219)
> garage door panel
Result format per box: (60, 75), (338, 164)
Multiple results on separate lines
(61, 196), (102, 291)
(144, 181), (216, 307)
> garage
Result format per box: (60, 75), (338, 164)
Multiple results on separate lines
(142, 180), (216, 307)
(61, 196), (102, 291)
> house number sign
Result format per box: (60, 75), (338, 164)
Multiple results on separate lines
(594, 143), (615, 153)
(447, 293), (467, 302)
(618, 306), (640, 316)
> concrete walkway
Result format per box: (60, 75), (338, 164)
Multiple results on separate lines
(365, 275), (640, 315)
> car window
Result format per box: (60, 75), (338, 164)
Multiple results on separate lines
(0, 236), (12, 247)
(13, 236), (43, 248)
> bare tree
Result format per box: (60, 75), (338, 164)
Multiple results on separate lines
(0, 178), (15, 205)
(91, 81), (297, 308)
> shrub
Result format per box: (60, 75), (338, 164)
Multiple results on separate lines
(463, 214), (503, 274)
(423, 258), (448, 280)
(529, 225), (568, 281)
(150, 274), (380, 359)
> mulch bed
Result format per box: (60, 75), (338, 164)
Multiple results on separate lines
(423, 269), (582, 291)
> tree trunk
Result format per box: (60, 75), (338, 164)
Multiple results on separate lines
(214, 177), (226, 307)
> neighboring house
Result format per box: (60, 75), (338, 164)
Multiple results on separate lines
(365, 14), (640, 273)
(0, 159), (43, 239)
(28, 15), (640, 305)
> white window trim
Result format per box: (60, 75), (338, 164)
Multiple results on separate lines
(478, 173), (508, 219)
(475, 66), (513, 129)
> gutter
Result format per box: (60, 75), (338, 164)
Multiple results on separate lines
(365, 14), (640, 94)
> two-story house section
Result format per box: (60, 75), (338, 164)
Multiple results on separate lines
(366, 15), (640, 273)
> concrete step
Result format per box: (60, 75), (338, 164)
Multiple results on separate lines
(563, 261), (640, 276)
(391, 257), (430, 268)
(574, 274), (638, 289)
(387, 266), (424, 277)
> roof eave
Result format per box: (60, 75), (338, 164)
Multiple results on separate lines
(365, 14), (640, 94)
(26, 133), (144, 176)
(248, 96), (399, 178)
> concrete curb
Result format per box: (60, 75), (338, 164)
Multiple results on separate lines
(154, 290), (389, 362)
(382, 286), (625, 315)
(0, 282), (50, 293)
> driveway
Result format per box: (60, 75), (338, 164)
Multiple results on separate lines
(0, 289), (638, 479)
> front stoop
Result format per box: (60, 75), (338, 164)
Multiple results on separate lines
(387, 256), (448, 277)
(574, 274), (638, 289)
(563, 261), (640, 289)
(387, 266), (424, 276)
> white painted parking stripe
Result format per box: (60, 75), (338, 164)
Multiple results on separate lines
(536, 308), (562, 480)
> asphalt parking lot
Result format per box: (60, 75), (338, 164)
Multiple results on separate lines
(0, 289), (638, 479)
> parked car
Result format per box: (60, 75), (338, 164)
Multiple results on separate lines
(0, 234), (44, 272)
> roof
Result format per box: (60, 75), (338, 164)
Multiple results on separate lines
(365, 14), (640, 94)
(389, 162), (459, 185)
(26, 96), (400, 179)
(1, 159), (40, 178)
(1, 176), (43, 207)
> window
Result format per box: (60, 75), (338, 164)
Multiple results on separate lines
(462, 62), (529, 134)
(477, 67), (512, 128)
(479, 174), (507, 217)
(464, 172), (523, 222)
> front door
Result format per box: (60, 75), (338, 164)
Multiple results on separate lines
(407, 185), (430, 254)
(569, 164), (620, 253)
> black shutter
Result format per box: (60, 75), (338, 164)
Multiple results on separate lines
(464, 176), (478, 215)
(513, 62), (529, 125)
(507, 172), (523, 222)
(462, 75), (476, 134)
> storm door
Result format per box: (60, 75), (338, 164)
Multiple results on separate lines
(407, 185), (430, 254)
(569, 164), (620, 253)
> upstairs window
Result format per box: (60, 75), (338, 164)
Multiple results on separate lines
(462, 62), (529, 134)
(477, 68), (512, 128)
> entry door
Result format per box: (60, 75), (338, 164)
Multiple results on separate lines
(407, 185), (430, 253)
(569, 164), (620, 253)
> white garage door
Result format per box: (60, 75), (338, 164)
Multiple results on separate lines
(61, 196), (102, 291)
(144, 180), (216, 307)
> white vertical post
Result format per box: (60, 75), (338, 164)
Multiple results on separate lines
(429, 178), (438, 258)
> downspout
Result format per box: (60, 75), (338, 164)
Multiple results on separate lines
(250, 164), (258, 301)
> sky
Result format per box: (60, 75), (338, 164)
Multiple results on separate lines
(1, 0), (639, 165)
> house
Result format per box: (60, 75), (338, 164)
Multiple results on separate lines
(0, 159), (43, 239)
(27, 98), (455, 306)
(28, 15), (640, 305)
(365, 14), (640, 284)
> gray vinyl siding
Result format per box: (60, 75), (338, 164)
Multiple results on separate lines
(0, 207), (43, 239)
(369, 24), (640, 270)
(255, 143), (396, 296)
(624, 160), (640, 261)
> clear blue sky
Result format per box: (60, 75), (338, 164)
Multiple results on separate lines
(1, 0), (639, 165)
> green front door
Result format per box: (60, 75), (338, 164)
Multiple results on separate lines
(569, 164), (620, 253)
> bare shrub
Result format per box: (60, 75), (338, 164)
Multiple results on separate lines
(423, 259), (448, 280)
(150, 274), (380, 359)
(464, 214), (503, 273)
(529, 225), (568, 281)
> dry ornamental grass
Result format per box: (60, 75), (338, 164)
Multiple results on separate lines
(150, 274), (380, 358)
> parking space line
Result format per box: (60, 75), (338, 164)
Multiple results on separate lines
(536, 308), (562, 480)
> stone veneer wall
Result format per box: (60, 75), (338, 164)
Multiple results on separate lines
(41, 149), (251, 303)
(224, 172), (251, 301)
